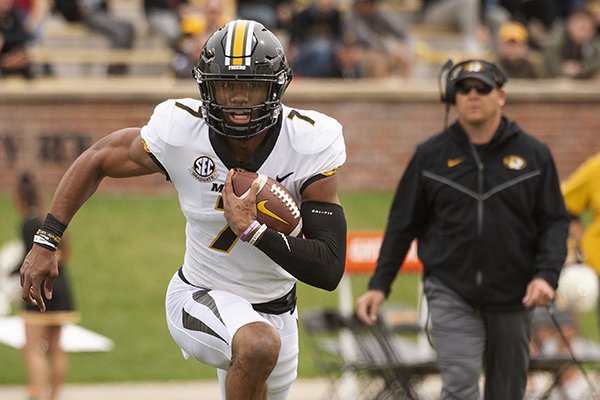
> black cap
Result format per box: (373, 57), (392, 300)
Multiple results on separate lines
(450, 60), (505, 88)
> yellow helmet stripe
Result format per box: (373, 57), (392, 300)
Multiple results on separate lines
(232, 21), (248, 65)
(224, 20), (256, 67)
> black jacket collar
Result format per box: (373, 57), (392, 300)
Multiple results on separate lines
(448, 116), (519, 150)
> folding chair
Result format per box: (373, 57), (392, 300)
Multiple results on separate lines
(302, 308), (439, 400)
(527, 306), (600, 400)
(301, 309), (348, 399)
(343, 312), (440, 400)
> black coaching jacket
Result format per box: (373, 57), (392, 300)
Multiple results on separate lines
(369, 117), (569, 311)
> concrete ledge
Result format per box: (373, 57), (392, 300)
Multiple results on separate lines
(2, 77), (600, 103)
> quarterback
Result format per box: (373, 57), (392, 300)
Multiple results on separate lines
(20, 20), (347, 400)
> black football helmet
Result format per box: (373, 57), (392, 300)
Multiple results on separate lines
(193, 20), (293, 139)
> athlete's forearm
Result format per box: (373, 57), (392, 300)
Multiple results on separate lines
(48, 149), (107, 226)
(255, 202), (347, 291)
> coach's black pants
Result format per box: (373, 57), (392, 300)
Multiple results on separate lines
(424, 275), (532, 400)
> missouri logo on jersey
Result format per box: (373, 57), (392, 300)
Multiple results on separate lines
(190, 156), (219, 182)
(503, 155), (527, 170)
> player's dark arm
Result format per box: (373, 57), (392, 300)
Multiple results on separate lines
(223, 171), (346, 291)
(257, 174), (346, 291)
(20, 128), (162, 311)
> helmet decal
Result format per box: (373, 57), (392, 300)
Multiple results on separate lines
(224, 20), (257, 68)
(194, 20), (293, 139)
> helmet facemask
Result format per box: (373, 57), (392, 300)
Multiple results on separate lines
(193, 20), (292, 140)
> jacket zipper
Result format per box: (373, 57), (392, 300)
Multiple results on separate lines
(469, 142), (484, 292)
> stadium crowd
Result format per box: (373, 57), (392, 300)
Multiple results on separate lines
(3, 0), (600, 80)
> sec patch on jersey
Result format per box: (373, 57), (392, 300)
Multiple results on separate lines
(231, 170), (303, 237)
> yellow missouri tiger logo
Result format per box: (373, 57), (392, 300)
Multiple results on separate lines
(503, 155), (527, 170)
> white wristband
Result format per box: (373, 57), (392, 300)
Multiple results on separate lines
(248, 224), (268, 245)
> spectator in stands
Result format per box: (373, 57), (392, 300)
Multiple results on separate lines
(0, 0), (34, 79)
(481, 0), (510, 48)
(287, 0), (352, 78)
(52, 0), (134, 75)
(293, 32), (363, 78)
(479, 1), (561, 53)
(236, 0), (293, 32)
(14, 0), (53, 75)
(495, 0), (560, 29)
(332, 34), (363, 78)
(559, 0), (588, 19)
(143, 0), (187, 50)
(543, 7), (600, 79)
(14, 0), (48, 37)
(345, 0), (412, 78)
(171, 0), (227, 78)
(420, 0), (482, 54)
(494, 20), (542, 78)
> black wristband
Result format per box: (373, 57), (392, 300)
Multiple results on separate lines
(33, 214), (68, 251)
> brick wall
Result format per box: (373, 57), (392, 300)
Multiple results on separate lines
(1, 78), (599, 196)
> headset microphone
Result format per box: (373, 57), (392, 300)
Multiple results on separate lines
(438, 59), (454, 129)
(438, 59), (453, 103)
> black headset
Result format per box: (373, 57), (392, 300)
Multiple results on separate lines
(439, 59), (508, 104)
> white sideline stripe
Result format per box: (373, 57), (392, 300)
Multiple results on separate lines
(0, 316), (113, 352)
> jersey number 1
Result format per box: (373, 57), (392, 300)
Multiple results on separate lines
(209, 195), (238, 252)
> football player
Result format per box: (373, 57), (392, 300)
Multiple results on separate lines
(20, 20), (347, 400)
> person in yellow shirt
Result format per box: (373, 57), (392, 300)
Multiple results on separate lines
(171, 0), (230, 78)
(562, 151), (600, 329)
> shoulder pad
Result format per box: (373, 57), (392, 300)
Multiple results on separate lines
(144, 98), (205, 147)
(281, 106), (344, 155)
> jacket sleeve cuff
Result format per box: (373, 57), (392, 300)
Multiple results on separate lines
(535, 270), (560, 289)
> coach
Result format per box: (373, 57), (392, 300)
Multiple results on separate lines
(356, 59), (569, 400)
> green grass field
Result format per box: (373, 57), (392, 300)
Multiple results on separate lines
(0, 192), (597, 384)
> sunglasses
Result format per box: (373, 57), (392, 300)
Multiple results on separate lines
(456, 82), (494, 95)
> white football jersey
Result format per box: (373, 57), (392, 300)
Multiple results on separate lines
(141, 98), (346, 303)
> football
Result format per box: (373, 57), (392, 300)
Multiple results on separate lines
(231, 170), (303, 237)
